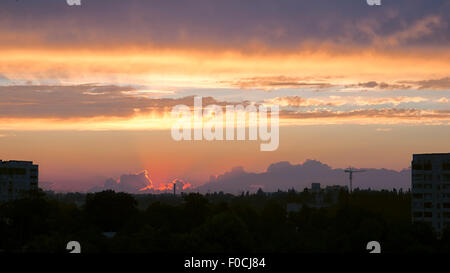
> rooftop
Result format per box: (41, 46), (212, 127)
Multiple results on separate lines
(413, 153), (450, 157)
(0, 160), (36, 165)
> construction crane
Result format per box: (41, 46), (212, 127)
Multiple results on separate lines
(344, 167), (366, 193)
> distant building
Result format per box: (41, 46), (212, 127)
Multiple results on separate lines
(312, 184), (346, 208)
(286, 184), (347, 214)
(311, 183), (321, 194)
(411, 153), (450, 234)
(325, 185), (347, 204)
(0, 160), (38, 201)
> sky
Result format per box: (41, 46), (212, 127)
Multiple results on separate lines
(0, 0), (449, 192)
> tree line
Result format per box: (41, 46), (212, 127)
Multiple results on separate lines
(0, 188), (449, 253)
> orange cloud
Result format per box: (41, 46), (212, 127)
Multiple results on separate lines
(0, 47), (449, 88)
(279, 108), (450, 126)
(154, 178), (192, 192)
(220, 76), (333, 91)
(436, 97), (449, 103)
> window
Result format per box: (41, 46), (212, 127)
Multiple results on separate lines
(443, 161), (450, 171)
(413, 212), (423, 217)
(413, 162), (423, 170)
(424, 212), (432, 217)
(413, 174), (424, 180)
(0, 168), (27, 176)
(424, 202), (433, 208)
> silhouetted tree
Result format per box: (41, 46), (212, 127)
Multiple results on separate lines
(84, 190), (137, 232)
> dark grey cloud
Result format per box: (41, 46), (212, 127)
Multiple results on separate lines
(347, 78), (450, 91)
(0, 0), (448, 50)
(0, 84), (230, 118)
(89, 172), (192, 194)
(356, 81), (411, 90)
(0, 84), (447, 120)
(89, 171), (153, 194)
(221, 76), (334, 90)
(401, 77), (450, 90)
(197, 159), (411, 193)
(353, 77), (450, 91)
(222, 77), (449, 91)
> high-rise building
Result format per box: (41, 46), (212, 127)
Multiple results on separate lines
(411, 153), (450, 234)
(0, 160), (39, 201)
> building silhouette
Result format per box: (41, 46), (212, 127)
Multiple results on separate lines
(0, 160), (38, 201)
(286, 183), (347, 213)
(411, 153), (450, 234)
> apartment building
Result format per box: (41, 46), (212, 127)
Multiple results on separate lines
(0, 160), (39, 201)
(411, 153), (450, 234)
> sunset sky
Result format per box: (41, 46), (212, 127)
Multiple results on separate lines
(0, 0), (449, 192)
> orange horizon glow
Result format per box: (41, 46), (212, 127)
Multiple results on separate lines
(0, 46), (449, 87)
